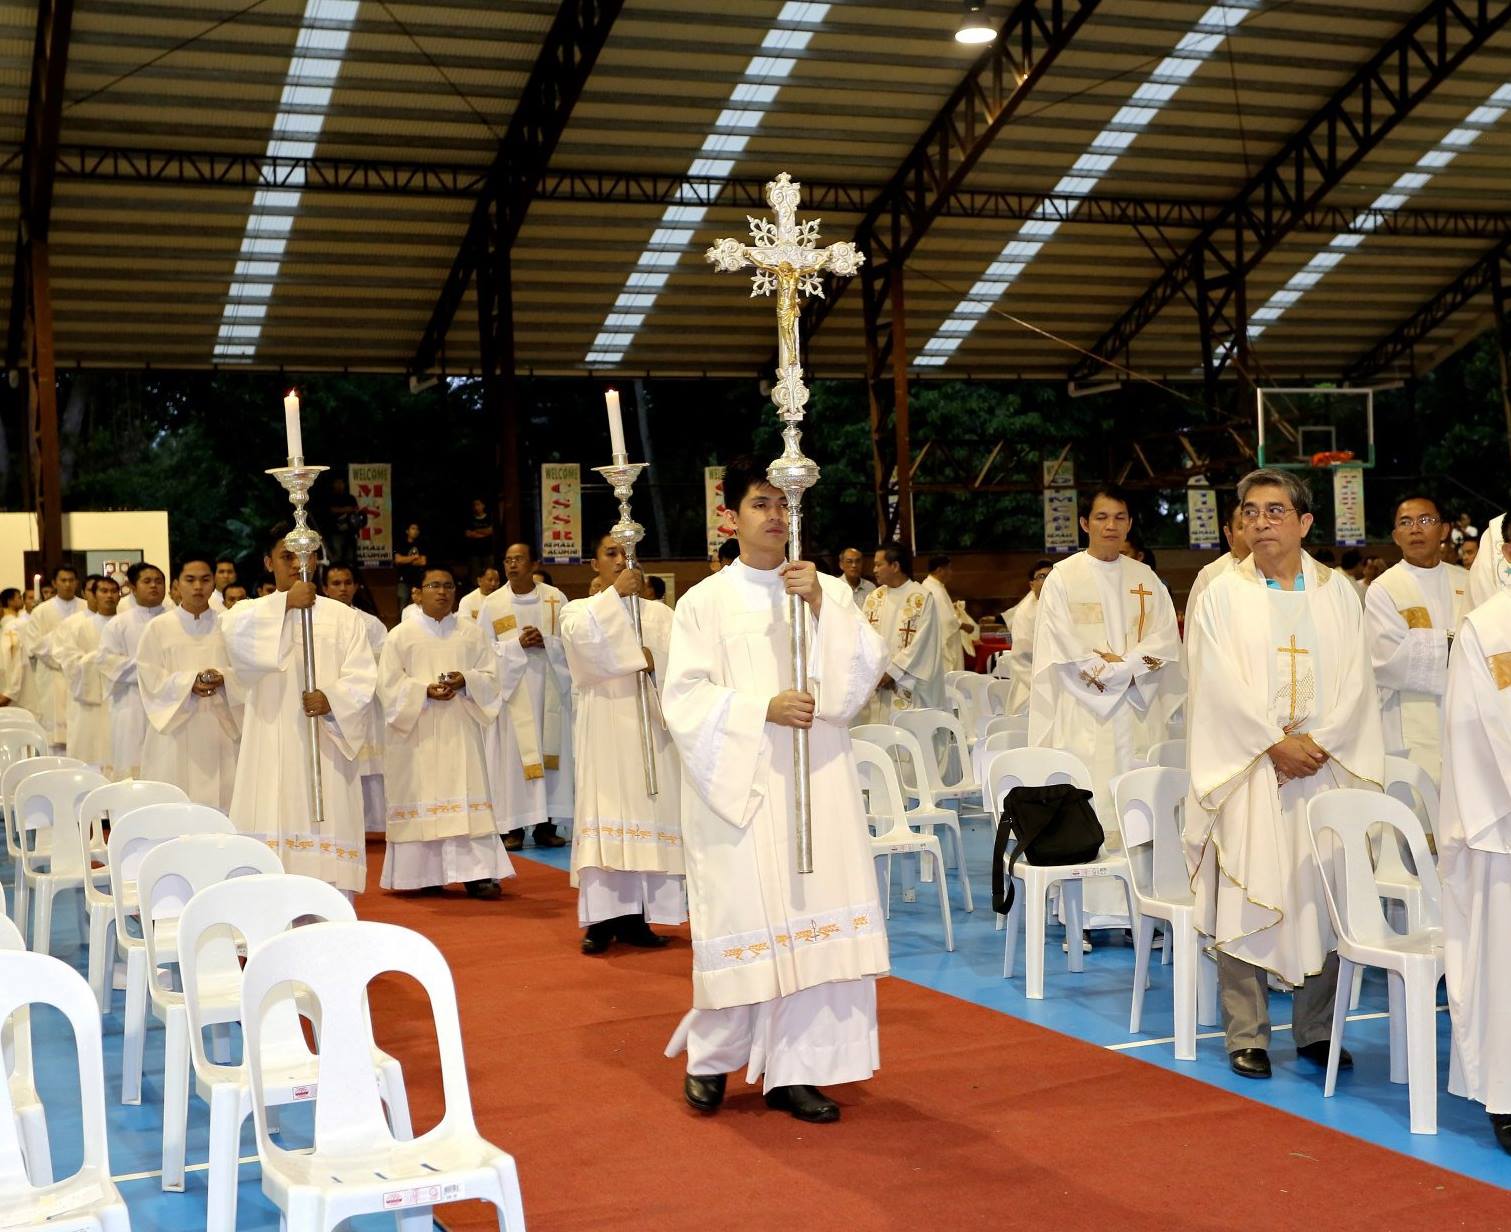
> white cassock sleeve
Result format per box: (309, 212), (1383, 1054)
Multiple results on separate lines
(560, 589), (647, 687)
(1364, 580), (1447, 696)
(377, 634), (428, 739)
(457, 628), (502, 728)
(320, 612), (378, 761)
(662, 593), (769, 831)
(812, 581), (888, 724)
(137, 621), (193, 735)
(1441, 619), (1511, 855)
(890, 589), (940, 693)
(1468, 514), (1504, 609)
(61, 624), (105, 705)
(0, 625), (23, 699)
(33, 613), (66, 672)
(96, 618), (134, 694)
(1033, 570), (1135, 724)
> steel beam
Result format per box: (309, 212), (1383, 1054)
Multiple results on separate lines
(1071, 0), (1511, 385)
(475, 204), (523, 546)
(1342, 236), (1511, 384)
(1492, 258), (1511, 470)
(411, 0), (622, 376)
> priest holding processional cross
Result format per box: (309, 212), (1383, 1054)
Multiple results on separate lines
(661, 173), (889, 1125)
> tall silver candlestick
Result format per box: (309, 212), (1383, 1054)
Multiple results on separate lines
(707, 172), (864, 874)
(591, 456), (658, 798)
(266, 457), (329, 832)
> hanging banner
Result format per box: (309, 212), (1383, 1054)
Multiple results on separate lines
(1333, 464), (1366, 547)
(541, 463), (582, 563)
(348, 463), (392, 566)
(1042, 457), (1078, 554)
(1187, 480), (1220, 550)
(705, 465), (736, 559)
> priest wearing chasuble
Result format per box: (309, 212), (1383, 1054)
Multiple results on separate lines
(1365, 495), (1469, 782)
(1029, 488), (1180, 822)
(662, 458), (890, 1125)
(856, 541), (944, 726)
(1185, 469), (1384, 1081)
(1439, 527), (1511, 1155)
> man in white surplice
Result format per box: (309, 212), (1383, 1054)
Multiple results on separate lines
(22, 565), (84, 750)
(97, 562), (168, 782)
(136, 558), (241, 810)
(999, 559), (1052, 713)
(1439, 525), (1511, 1155)
(922, 554), (965, 674)
(1185, 501), (1250, 624)
(856, 542), (942, 726)
(325, 564), (388, 834)
(1468, 512), (1509, 608)
(58, 575), (120, 774)
(458, 565), (500, 624)
(222, 528), (378, 894)
(1365, 495), (1469, 782)
(561, 532), (685, 954)
(1030, 488), (1180, 823)
(662, 458), (889, 1125)
(1186, 468), (1384, 1082)
(378, 567), (512, 898)
(481, 542), (573, 852)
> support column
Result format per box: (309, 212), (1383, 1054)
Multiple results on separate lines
(28, 238), (60, 573)
(861, 263), (888, 540)
(889, 258), (913, 550)
(1491, 259), (1511, 471)
(477, 209), (523, 546)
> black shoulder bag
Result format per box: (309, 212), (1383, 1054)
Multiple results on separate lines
(991, 783), (1106, 915)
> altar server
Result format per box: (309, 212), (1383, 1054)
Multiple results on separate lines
(97, 562), (168, 781)
(324, 564), (388, 833)
(22, 565), (83, 749)
(58, 575), (120, 773)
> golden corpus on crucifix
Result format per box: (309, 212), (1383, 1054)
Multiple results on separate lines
(706, 172), (864, 874)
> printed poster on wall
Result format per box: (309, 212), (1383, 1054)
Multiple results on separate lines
(348, 463), (392, 566)
(1042, 457), (1078, 554)
(1187, 480), (1220, 550)
(1333, 464), (1366, 547)
(541, 463), (583, 563)
(705, 465), (736, 558)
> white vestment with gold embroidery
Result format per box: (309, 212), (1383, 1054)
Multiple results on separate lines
(222, 592), (377, 892)
(377, 614), (511, 890)
(662, 560), (890, 1011)
(856, 578), (943, 726)
(1185, 553), (1384, 985)
(479, 583), (575, 830)
(1440, 590), (1511, 1113)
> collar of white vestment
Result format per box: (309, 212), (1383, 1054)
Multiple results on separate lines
(1237, 551), (1332, 593)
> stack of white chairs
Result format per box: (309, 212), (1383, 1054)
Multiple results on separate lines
(13, 767), (109, 957)
(892, 708), (983, 816)
(137, 833), (284, 1189)
(853, 740), (955, 950)
(985, 677), (1016, 717)
(0, 915), (51, 1187)
(946, 671), (992, 742)
(106, 803), (236, 1105)
(177, 872), (414, 1228)
(242, 920), (526, 1231)
(2, 754), (83, 932)
(0, 951), (131, 1229)
(971, 727), (1028, 788)
(986, 747), (1137, 999)
(76, 780), (189, 1012)
(1114, 766), (1217, 1061)
(1308, 789), (1446, 1135)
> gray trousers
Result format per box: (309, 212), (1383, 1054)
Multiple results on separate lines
(1218, 950), (1340, 1051)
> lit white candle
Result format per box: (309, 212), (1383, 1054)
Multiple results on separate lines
(605, 388), (626, 459)
(283, 389), (303, 461)
(32, 573), (40, 603)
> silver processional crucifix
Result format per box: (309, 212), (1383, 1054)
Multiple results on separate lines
(707, 172), (864, 874)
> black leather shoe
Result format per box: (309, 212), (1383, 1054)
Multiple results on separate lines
(581, 921), (615, 955)
(503, 832), (524, 852)
(684, 1073), (726, 1113)
(1296, 1041), (1352, 1070)
(533, 822), (567, 849)
(464, 878), (501, 900)
(1229, 1048), (1272, 1079)
(1490, 1112), (1511, 1155)
(764, 1084), (840, 1123)
(616, 914), (669, 948)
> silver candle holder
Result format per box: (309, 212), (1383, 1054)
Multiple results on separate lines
(267, 457), (329, 832)
(591, 455), (658, 798)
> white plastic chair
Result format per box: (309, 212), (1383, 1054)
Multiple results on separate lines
(77, 781), (190, 1012)
(107, 803), (236, 1105)
(0, 723), (47, 759)
(854, 740), (955, 952)
(1308, 789), (1445, 1135)
(14, 767), (110, 956)
(138, 833), (285, 1190)
(177, 873), (415, 1229)
(986, 747), (1137, 999)
(0, 915), (51, 1187)
(1146, 739), (1186, 769)
(1, 754), (83, 930)
(852, 724), (973, 912)
(242, 920), (526, 1232)
(1115, 767), (1217, 1061)
(947, 671), (991, 738)
(970, 728), (1028, 788)
(986, 677), (1017, 716)
(0, 707), (39, 726)
(892, 708), (983, 813)
(0, 951), (131, 1229)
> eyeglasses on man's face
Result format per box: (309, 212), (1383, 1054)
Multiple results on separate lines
(1240, 503), (1298, 526)
(421, 581), (456, 592)
(1394, 515), (1441, 530)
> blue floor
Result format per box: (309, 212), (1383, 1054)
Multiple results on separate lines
(526, 819), (1511, 1192)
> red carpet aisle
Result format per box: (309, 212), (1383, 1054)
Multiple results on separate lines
(358, 844), (1508, 1231)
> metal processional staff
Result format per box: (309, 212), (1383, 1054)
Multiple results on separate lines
(707, 173), (864, 874)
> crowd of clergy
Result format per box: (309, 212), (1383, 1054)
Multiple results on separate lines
(1, 461), (1507, 1143)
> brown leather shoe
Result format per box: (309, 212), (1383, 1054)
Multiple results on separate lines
(503, 831), (524, 852)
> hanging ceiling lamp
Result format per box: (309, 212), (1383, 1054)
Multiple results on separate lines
(955, 0), (996, 44)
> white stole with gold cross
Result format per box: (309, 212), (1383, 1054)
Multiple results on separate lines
(488, 584), (569, 780)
